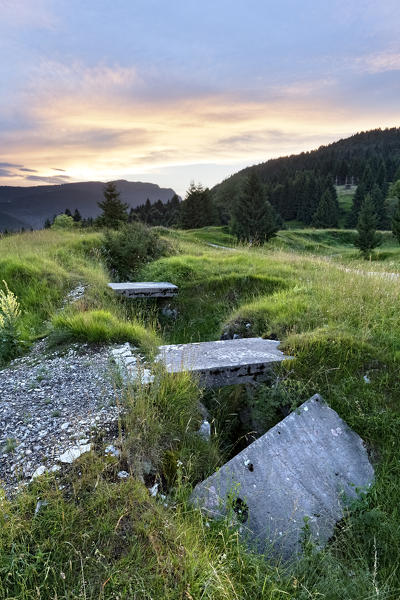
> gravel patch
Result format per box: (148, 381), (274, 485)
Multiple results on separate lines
(0, 342), (121, 494)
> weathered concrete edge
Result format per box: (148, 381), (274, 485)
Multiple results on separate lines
(190, 394), (375, 558)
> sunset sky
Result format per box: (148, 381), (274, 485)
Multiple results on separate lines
(1, 0), (399, 195)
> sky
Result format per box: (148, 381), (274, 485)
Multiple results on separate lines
(0, 0), (400, 196)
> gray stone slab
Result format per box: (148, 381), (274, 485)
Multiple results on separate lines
(156, 338), (289, 387)
(191, 395), (374, 561)
(108, 282), (178, 298)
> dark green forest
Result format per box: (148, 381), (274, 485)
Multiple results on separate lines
(127, 127), (400, 232)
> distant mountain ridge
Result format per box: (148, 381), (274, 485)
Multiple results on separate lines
(0, 180), (178, 231)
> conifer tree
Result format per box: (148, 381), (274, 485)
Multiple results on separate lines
(392, 200), (400, 244)
(64, 208), (72, 217)
(97, 182), (128, 228)
(179, 182), (215, 229)
(354, 194), (382, 258)
(231, 172), (279, 242)
(312, 189), (339, 228)
(73, 208), (82, 222)
(348, 183), (366, 227)
(371, 183), (387, 229)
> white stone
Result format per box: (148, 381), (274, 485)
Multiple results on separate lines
(149, 482), (159, 497)
(198, 420), (211, 440)
(58, 444), (91, 464)
(31, 465), (46, 480)
(105, 444), (120, 457)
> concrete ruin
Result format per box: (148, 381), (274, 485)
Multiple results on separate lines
(191, 395), (374, 561)
(156, 337), (289, 387)
(108, 282), (178, 298)
(111, 338), (288, 387)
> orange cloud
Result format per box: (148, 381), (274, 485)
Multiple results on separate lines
(1, 61), (399, 190)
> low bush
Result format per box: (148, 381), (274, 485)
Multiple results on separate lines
(101, 222), (171, 281)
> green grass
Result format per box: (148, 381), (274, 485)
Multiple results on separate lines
(51, 309), (160, 354)
(0, 229), (159, 357)
(337, 185), (355, 227)
(1, 225), (400, 598)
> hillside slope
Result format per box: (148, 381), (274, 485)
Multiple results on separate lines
(0, 180), (178, 230)
(212, 127), (400, 225)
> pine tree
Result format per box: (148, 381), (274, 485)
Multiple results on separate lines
(347, 183), (365, 227)
(142, 199), (152, 223)
(180, 182), (215, 229)
(354, 194), (382, 258)
(392, 200), (400, 244)
(312, 189), (338, 228)
(44, 218), (52, 229)
(165, 194), (181, 226)
(73, 208), (82, 222)
(371, 184), (387, 229)
(64, 208), (72, 217)
(231, 172), (279, 242)
(361, 162), (375, 191)
(97, 182), (128, 228)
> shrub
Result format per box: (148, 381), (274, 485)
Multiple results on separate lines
(51, 214), (76, 229)
(101, 222), (170, 281)
(0, 280), (22, 363)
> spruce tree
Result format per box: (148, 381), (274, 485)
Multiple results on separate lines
(347, 183), (365, 227)
(354, 194), (382, 258)
(97, 182), (128, 228)
(312, 189), (338, 228)
(392, 200), (400, 244)
(371, 183), (387, 229)
(231, 172), (279, 243)
(179, 182), (215, 229)
(73, 208), (82, 222)
(142, 199), (152, 223)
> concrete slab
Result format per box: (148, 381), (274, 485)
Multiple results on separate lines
(156, 337), (289, 387)
(191, 395), (374, 561)
(108, 282), (178, 298)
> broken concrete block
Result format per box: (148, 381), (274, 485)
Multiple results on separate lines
(191, 395), (374, 561)
(156, 338), (289, 387)
(108, 282), (178, 298)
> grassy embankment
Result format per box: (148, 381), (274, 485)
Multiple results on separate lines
(0, 229), (159, 354)
(0, 226), (399, 599)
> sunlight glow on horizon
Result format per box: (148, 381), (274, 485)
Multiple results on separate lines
(1, 1), (400, 195)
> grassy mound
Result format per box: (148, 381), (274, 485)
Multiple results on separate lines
(51, 309), (159, 354)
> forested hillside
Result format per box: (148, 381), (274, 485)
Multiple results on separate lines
(212, 127), (400, 227)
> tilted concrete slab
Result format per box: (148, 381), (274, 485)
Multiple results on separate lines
(191, 395), (374, 561)
(108, 282), (178, 298)
(156, 337), (289, 387)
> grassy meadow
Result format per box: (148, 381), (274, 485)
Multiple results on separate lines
(0, 225), (399, 599)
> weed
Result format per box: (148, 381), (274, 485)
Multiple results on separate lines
(3, 438), (17, 453)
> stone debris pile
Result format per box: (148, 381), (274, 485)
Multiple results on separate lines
(0, 342), (120, 493)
